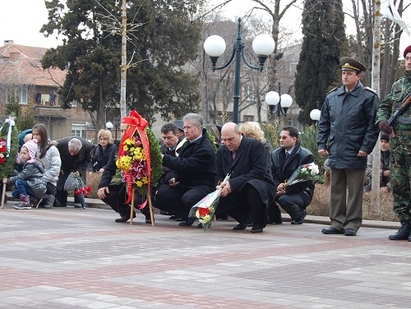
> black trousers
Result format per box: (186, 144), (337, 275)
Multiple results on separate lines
(215, 184), (267, 226)
(154, 184), (205, 221)
(102, 183), (148, 219)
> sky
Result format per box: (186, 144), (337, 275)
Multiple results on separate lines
(0, 0), (63, 48)
(0, 0), (409, 51)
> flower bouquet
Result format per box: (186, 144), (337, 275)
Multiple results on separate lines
(188, 174), (230, 231)
(74, 175), (91, 209)
(0, 116), (19, 209)
(116, 110), (162, 225)
(286, 162), (320, 188)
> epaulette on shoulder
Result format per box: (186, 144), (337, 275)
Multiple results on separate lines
(326, 87), (338, 95)
(365, 86), (377, 94)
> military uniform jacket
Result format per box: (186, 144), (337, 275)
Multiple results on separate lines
(317, 81), (379, 169)
(376, 71), (411, 131)
(216, 136), (275, 207)
(162, 128), (216, 196)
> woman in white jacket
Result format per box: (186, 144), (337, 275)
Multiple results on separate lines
(32, 123), (61, 208)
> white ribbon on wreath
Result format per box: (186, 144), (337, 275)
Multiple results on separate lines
(4, 116), (15, 155)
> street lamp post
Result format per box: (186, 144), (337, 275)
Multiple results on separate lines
(204, 17), (275, 123)
(265, 90), (293, 119)
(106, 121), (119, 144)
(310, 108), (321, 126)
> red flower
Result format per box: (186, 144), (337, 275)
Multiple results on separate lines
(75, 189), (82, 195)
(198, 207), (210, 217)
(0, 157), (4, 164)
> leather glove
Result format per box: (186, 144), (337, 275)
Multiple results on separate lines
(378, 120), (392, 134)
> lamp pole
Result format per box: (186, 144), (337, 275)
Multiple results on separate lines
(204, 18), (275, 124)
(310, 108), (321, 126)
(277, 81), (281, 118)
(265, 89), (293, 122)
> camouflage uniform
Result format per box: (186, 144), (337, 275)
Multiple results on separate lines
(376, 71), (411, 223)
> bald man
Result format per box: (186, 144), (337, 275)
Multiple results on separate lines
(215, 122), (276, 233)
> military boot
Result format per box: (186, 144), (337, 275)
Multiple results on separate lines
(389, 221), (411, 240)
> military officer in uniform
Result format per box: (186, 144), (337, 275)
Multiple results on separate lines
(317, 57), (379, 236)
(377, 45), (411, 241)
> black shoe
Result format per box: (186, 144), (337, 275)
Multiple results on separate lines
(291, 217), (305, 225)
(169, 215), (177, 220)
(321, 226), (343, 234)
(115, 216), (129, 223)
(196, 223), (203, 228)
(344, 228), (357, 236)
(179, 217), (195, 227)
(251, 224), (263, 233)
(268, 217), (283, 225)
(232, 223), (247, 230)
(55, 201), (67, 207)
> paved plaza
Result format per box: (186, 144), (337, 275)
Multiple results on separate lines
(1, 201), (411, 309)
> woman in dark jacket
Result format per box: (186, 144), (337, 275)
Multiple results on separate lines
(88, 129), (117, 172)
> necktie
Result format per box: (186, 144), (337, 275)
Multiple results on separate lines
(232, 150), (236, 160)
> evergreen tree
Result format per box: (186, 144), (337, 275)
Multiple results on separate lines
(40, 0), (203, 128)
(294, 0), (346, 125)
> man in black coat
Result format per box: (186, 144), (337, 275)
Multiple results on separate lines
(214, 122), (276, 233)
(54, 136), (92, 207)
(269, 126), (315, 225)
(155, 113), (216, 226)
(97, 123), (150, 223)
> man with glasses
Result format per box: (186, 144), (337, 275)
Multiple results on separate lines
(269, 126), (315, 225)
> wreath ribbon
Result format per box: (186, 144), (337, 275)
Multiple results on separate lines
(119, 110), (151, 208)
(4, 117), (15, 155)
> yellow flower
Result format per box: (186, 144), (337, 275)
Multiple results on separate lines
(116, 155), (132, 170)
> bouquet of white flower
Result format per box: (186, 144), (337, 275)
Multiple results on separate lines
(286, 162), (320, 187)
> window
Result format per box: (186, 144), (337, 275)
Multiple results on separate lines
(20, 88), (28, 104)
(243, 115), (254, 122)
(6, 87), (28, 104)
(71, 124), (86, 138)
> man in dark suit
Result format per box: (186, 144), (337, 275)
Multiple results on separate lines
(54, 136), (92, 207)
(157, 122), (183, 218)
(214, 122), (276, 233)
(155, 113), (216, 226)
(269, 126), (315, 225)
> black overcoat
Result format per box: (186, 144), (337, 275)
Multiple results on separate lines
(216, 136), (275, 207)
(55, 136), (92, 191)
(162, 128), (216, 196)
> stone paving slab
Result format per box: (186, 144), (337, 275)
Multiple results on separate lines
(0, 202), (410, 309)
